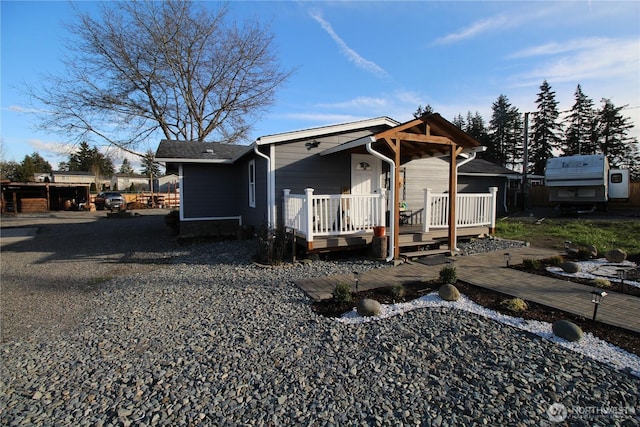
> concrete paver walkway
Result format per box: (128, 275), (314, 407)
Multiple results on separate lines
(295, 246), (640, 334)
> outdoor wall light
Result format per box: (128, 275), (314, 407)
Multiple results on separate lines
(504, 253), (511, 267)
(590, 290), (607, 321)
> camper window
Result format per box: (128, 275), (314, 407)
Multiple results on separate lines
(611, 173), (623, 184)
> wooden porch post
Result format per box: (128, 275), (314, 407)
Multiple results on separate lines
(448, 145), (463, 251)
(392, 138), (401, 260)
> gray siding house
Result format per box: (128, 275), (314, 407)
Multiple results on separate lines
(155, 114), (499, 259)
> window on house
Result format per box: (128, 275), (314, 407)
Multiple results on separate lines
(248, 160), (256, 208)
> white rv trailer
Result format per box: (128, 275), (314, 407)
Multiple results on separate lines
(545, 154), (630, 211)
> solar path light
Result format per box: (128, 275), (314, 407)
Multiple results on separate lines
(590, 290), (607, 321)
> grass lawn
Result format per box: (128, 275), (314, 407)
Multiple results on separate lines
(495, 218), (640, 256)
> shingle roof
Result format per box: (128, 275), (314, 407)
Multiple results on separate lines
(458, 158), (519, 175)
(155, 140), (251, 162)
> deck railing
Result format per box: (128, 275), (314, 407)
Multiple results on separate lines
(423, 187), (498, 232)
(283, 187), (498, 243)
(283, 188), (386, 243)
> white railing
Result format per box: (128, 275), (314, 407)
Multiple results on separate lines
(283, 188), (386, 243)
(423, 187), (498, 232)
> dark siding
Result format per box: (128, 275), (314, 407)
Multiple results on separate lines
(459, 176), (508, 214)
(182, 163), (242, 218)
(238, 154), (269, 228)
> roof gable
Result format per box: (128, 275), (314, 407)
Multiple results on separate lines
(458, 158), (519, 175)
(256, 117), (399, 145)
(155, 140), (252, 163)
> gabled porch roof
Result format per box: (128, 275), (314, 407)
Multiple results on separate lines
(322, 113), (484, 260)
(320, 113), (480, 162)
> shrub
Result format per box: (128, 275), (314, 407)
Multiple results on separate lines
(439, 265), (457, 284)
(254, 224), (291, 265)
(591, 278), (612, 288)
(577, 248), (593, 260)
(333, 282), (352, 303)
(522, 258), (541, 270)
(500, 298), (528, 312)
(547, 255), (564, 266)
(390, 284), (405, 300)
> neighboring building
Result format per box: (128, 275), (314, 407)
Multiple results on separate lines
(51, 171), (111, 190)
(156, 114), (498, 259)
(111, 173), (149, 191)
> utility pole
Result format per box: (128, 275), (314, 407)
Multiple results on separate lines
(522, 112), (530, 212)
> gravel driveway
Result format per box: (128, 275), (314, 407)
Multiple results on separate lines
(1, 211), (639, 425)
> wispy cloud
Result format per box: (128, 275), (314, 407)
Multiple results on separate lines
(8, 105), (42, 114)
(510, 37), (640, 87)
(433, 15), (508, 45)
(316, 96), (388, 110)
(509, 37), (613, 59)
(279, 113), (365, 124)
(308, 9), (389, 79)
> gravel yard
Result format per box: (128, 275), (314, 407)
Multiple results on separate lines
(1, 211), (639, 425)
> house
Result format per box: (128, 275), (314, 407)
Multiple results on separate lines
(155, 113), (499, 260)
(51, 170), (112, 190)
(111, 173), (150, 191)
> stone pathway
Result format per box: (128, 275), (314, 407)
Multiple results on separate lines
(295, 246), (640, 333)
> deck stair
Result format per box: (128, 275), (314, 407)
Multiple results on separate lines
(399, 232), (450, 260)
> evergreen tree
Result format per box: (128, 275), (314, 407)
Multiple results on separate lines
(66, 142), (114, 178)
(465, 111), (490, 149)
(140, 150), (162, 177)
(530, 80), (563, 175)
(564, 85), (598, 155)
(487, 95), (523, 169)
(597, 99), (639, 170)
(11, 153), (53, 182)
(413, 104), (434, 118)
(451, 113), (465, 129)
(118, 158), (135, 175)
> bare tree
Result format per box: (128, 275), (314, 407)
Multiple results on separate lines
(28, 1), (291, 152)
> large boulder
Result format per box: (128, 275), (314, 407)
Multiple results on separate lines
(560, 261), (581, 274)
(552, 320), (583, 342)
(605, 249), (627, 264)
(357, 299), (381, 317)
(438, 284), (460, 301)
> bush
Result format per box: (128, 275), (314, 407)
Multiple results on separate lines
(500, 298), (528, 312)
(577, 248), (594, 260)
(522, 258), (541, 270)
(547, 255), (564, 266)
(591, 278), (612, 288)
(439, 265), (457, 284)
(333, 282), (352, 303)
(390, 284), (405, 300)
(254, 224), (291, 265)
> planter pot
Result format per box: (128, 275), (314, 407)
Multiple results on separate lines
(373, 226), (386, 237)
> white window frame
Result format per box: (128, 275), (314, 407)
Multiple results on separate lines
(248, 160), (256, 208)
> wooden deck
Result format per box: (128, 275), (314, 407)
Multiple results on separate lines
(297, 225), (490, 253)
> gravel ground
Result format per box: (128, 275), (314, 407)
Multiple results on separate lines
(1, 212), (639, 426)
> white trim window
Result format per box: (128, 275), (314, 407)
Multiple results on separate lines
(248, 160), (256, 208)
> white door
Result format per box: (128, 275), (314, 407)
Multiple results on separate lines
(351, 154), (379, 194)
(350, 154), (380, 228)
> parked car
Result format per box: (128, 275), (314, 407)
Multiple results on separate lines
(94, 191), (127, 211)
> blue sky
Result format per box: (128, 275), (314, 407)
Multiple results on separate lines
(2, 1), (639, 171)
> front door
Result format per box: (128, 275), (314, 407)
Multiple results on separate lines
(351, 154), (379, 194)
(350, 154), (380, 228)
